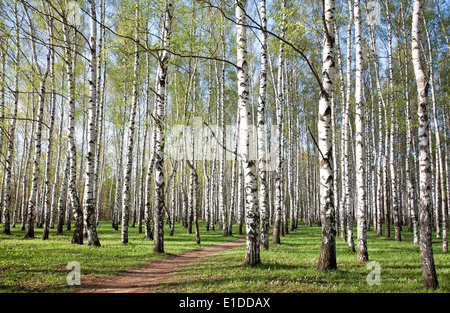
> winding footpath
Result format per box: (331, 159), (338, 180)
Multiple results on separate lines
(75, 235), (246, 293)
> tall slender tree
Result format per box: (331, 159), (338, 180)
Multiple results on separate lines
(84, 0), (101, 246)
(236, 0), (260, 266)
(121, 1), (140, 244)
(386, 0), (401, 242)
(24, 35), (51, 239)
(422, 11), (447, 253)
(354, 0), (368, 261)
(411, 0), (438, 290)
(257, 0), (269, 250)
(400, 0), (418, 246)
(343, 0), (355, 251)
(317, 0), (337, 271)
(63, 9), (84, 245)
(273, 0), (286, 245)
(42, 10), (57, 240)
(153, 1), (173, 254)
(2, 3), (20, 235)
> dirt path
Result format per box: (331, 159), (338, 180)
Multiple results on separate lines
(75, 236), (246, 293)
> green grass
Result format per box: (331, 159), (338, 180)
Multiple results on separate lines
(0, 220), (243, 293)
(147, 223), (450, 293)
(1, 220), (449, 293)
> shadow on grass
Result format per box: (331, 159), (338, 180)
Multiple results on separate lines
(150, 265), (364, 293)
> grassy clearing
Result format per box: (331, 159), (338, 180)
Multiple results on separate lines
(0, 221), (243, 293)
(1, 220), (448, 293)
(149, 223), (450, 293)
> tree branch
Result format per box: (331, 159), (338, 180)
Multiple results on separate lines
(307, 124), (332, 168)
(203, 122), (244, 161)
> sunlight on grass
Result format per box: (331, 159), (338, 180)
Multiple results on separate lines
(0, 220), (243, 293)
(1, 220), (448, 293)
(149, 223), (450, 293)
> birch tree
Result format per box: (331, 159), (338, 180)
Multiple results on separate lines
(219, 0), (228, 237)
(42, 11), (57, 240)
(236, 0), (260, 266)
(2, 3), (20, 235)
(342, 0), (354, 251)
(83, 0), (101, 246)
(257, 0), (269, 250)
(153, 1), (173, 254)
(50, 90), (66, 231)
(24, 31), (51, 239)
(400, 0), (418, 246)
(411, 0), (438, 290)
(94, 0), (107, 226)
(63, 10), (84, 245)
(317, 0), (337, 271)
(272, 0), (286, 245)
(121, 2), (140, 244)
(386, 0), (401, 242)
(422, 11), (447, 253)
(354, 0), (368, 261)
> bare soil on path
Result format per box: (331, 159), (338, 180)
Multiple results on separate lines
(75, 235), (246, 293)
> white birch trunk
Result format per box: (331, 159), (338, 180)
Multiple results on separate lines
(386, 0), (401, 242)
(411, 0), (438, 290)
(2, 6), (20, 235)
(137, 47), (152, 234)
(336, 19), (347, 240)
(228, 113), (239, 236)
(330, 81), (339, 238)
(444, 110), (450, 252)
(368, 22), (386, 237)
(144, 67), (158, 239)
(83, 0), (101, 246)
(317, 0), (337, 271)
(422, 13), (447, 252)
(204, 60), (212, 231)
(25, 51), (51, 239)
(94, 0), (106, 226)
(258, 0), (269, 250)
(400, 1), (418, 245)
(42, 20), (56, 240)
(333, 20), (346, 238)
(236, 0), (260, 266)
(57, 149), (69, 234)
(287, 70), (295, 233)
(21, 105), (36, 231)
(237, 153), (244, 234)
(273, 0), (285, 245)
(113, 128), (125, 231)
(63, 21), (84, 244)
(209, 153), (216, 231)
(50, 87), (65, 230)
(219, 17), (228, 236)
(153, 2), (172, 253)
(121, 2), (140, 244)
(344, 0), (354, 251)
(170, 176), (176, 236)
(354, 0), (368, 261)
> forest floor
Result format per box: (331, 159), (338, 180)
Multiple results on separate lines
(0, 221), (245, 293)
(75, 235), (247, 293)
(1, 221), (449, 293)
